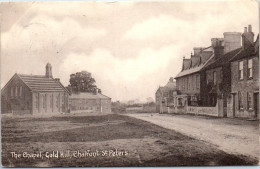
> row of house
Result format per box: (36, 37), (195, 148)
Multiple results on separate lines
(156, 25), (259, 119)
(1, 63), (111, 115)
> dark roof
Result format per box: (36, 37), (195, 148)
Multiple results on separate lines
(182, 59), (191, 70)
(230, 36), (259, 62)
(175, 46), (214, 79)
(191, 56), (200, 67)
(17, 74), (68, 92)
(70, 92), (111, 99)
(203, 48), (242, 70)
(156, 79), (176, 94)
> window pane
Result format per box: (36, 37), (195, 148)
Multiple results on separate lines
(248, 59), (252, 68)
(239, 61), (243, 70)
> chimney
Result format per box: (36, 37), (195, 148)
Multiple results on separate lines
(169, 77), (173, 83)
(193, 47), (204, 56)
(242, 25), (254, 49)
(55, 78), (60, 82)
(211, 38), (224, 59)
(223, 32), (241, 54)
(45, 63), (53, 78)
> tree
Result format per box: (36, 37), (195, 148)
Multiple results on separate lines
(69, 71), (98, 93)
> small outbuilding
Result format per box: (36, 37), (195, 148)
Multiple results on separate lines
(69, 92), (111, 113)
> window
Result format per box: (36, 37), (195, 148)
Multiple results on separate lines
(213, 71), (217, 85)
(193, 76), (196, 90)
(186, 78), (188, 90)
(247, 59), (253, 79)
(239, 61), (243, 80)
(43, 95), (46, 108)
(15, 86), (18, 97)
(50, 95), (53, 108)
(247, 92), (253, 110)
(11, 87), (14, 97)
(196, 75), (200, 89)
(178, 98), (183, 106)
(61, 95), (64, 103)
(35, 95), (38, 108)
(19, 86), (23, 97)
(56, 96), (59, 108)
(238, 92), (243, 110)
(206, 73), (210, 84)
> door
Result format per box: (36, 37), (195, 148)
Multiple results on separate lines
(223, 96), (227, 117)
(232, 94), (236, 117)
(254, 93), (259, 118)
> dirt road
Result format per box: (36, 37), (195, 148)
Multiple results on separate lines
(127, 113), (259, 160)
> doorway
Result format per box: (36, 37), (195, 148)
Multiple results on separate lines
(254, 93), (259, 118)
(232, 94), (236, 117)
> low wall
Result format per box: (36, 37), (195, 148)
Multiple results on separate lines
(12, 110), (31, 115)
(70, 109), (100, 114)
(126, 107), (144, 113)
(187, 106), (218, 117)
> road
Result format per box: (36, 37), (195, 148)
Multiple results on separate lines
(127, 113), (259, 160)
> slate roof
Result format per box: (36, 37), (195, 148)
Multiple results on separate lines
(175, 46), (213, 79)
(182, 59), (192, 70)
(175, 54), (214, 78)
(70, 92), (111, 99)
(156, 79), (176, 95)
(191, 56), (200, 68)
(203, 48), (242, 71)
(18, 74), (68, 92)
(164, 80), (176, 89)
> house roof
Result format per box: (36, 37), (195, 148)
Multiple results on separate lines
(175, 46), (213, 79)
(175, 53), (214, 78)
(203, 47), (242, 71)
(183, 59), (192, 70)
(230, 35), (259, 62)
(17, 74), (68, 92)
(156, 78), (176, 95)
(70, 92), (111, 99)
(164, 80), (176, 89)
(191, 56), (200, 68)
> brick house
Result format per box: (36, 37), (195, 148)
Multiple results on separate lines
(201, 25), (258, 118)
(69, 92), (111, 113)
(155, 77), (176, 113)
(175, 46), (214, 106)
(201, 45), (242, 116)
(230, 28), (259, 118)
(1, 63), (69, 115)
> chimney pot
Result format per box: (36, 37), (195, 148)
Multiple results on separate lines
(244, 27), (247, 33)
(248, 25), (252, 32)
(45, 63), (53, 78)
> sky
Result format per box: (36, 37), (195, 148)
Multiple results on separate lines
(0, 0), (259, 102)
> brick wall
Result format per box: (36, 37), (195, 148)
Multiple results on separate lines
(1, 75), (32, 114)
(101, 99), (111, 113)
(176, 73), (200, 95)
(32, 92), (68, 114)
(231, 56), (259, 118)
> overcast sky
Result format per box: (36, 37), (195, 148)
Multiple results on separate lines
(0, 0), (259, 102)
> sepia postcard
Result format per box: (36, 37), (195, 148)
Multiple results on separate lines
(0, 0), (259, 167)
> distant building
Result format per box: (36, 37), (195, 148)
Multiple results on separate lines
(155, 77), (176, 113)
(69, 92), (111, 113)
(230, 28), (259, 118)
(1, 63), (69, 115)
